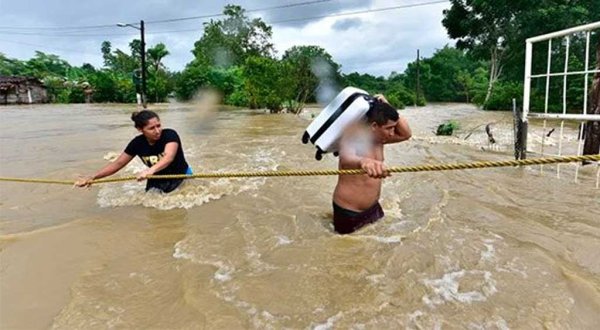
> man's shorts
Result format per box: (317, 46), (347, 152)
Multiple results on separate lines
(333, 201), (384, 234)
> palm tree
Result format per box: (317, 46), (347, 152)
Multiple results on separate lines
(147, 43), (169, 73)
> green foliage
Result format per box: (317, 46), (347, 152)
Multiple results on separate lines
(343, 72), (387, 93)
(342, 72), (417, 108)
(0, 53), (27, 75)
(175, 60), (211, 100)
(470, 67), (490, 106)
(282, 45), (341, 104)
(385, 84), (415, 109)
(436, 120), (460, 136)
(175, 61), (247, 104)
(10, 3), (594, 110)
(192, 5), (274, 68)
(483, 81), (523, 111)
(443, 0), (599, 109)
(243, 56), (292, 111)
(282, 99), (303, 114)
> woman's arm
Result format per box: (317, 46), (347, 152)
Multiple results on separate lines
(75, 152), (134, 187)
(136, 142), (178, 180)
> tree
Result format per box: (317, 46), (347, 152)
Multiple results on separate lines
(174, 59), (214, 101)
(342, 72), (387, 94)
(147, 43), (169, 73)
(147, 43), (171, 102)
(243, 56), (293, 111)
(282, 45), (342, 106)
(101, 41), (114, 67)
(25, 51), (71, 78)
(192, 5), (274, 68)
(443, 0), (600, 109)
(442, 0), (522, 107)
(456, 70), (474, 102)
(0, 53), (27, 75)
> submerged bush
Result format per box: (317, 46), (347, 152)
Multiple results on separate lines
(436, 120), (460, 136)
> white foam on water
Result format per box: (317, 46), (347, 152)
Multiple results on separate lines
(366, 274), (386, 286)
(276, 235), (292, 246)
(127, 272), (152, 285)
(95, 148), (280, 210)
(480, 243), (496, 262)
(172, 244), (194, 261)
(313, 312), (344, 330)
(495, 257), (528, 279)
(468, 317), (510, 330)
(214, 263), (234, 282)
(344, 234), (404, 244)
(172, 241), (235, 282)
(422, 270), (497, 307)
(407, 310), (432, 330)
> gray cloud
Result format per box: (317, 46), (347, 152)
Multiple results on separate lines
(331, 18), (362, 31)
(0, 0), (452, 77)
(256, 0), (372, 28)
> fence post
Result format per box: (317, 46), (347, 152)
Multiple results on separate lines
(513, 98), (528, 160)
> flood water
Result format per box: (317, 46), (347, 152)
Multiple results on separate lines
(1, 102), (599, 329)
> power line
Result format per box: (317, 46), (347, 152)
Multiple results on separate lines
(0, 0), (448, 37)
(269, 0), (448, 24)
(144, 0), (450, 36)
(0, 30), (137, 37)
(0, 0), (333, 31)
(0, 23), (118, 31)
(0, 0), (448, 38)
(146, 0), (333, 24)
(0, 39), (99, 55)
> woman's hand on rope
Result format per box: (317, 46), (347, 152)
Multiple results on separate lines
(136, 169), (154, 181)
(359, 158), (390, 178)
(74, 176), (94, 188)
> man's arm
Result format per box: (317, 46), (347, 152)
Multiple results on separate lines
(373, 94), (411, 144)
(385, 115), (411, 144)
(338, 132), (389, 178)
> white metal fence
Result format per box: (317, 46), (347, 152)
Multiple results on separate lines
(522, 21), (600, 186)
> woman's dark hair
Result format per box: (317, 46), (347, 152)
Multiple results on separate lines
(366, 100), (399, 125)
(131, 110), (159, 128)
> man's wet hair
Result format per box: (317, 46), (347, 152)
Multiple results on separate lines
(366, 100), (399, 125)
(131, 110), (159, 128)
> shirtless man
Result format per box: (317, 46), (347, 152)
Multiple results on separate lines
(332, 95), (411, 234)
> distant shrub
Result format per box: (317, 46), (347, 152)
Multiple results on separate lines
(436, 120), (460, 136)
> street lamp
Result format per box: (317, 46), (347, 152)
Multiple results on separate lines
(117, 20), (147, 107)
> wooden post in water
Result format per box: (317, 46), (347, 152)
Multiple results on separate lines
(513, 98), (528, 160)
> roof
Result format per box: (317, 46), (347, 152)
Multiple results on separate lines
(0, 76), (44, 84)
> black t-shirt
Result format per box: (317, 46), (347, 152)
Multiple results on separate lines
(124, 128), (189, 175)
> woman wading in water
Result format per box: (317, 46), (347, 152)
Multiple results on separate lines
(75, 110), (192, 193)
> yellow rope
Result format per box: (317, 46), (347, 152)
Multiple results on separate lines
(0, 154), (598, 186)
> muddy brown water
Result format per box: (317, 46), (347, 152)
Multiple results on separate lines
(1, 103), (599, 329)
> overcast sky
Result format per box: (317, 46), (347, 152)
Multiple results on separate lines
(0, 0), (452, 77)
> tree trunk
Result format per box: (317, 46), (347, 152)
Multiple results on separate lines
(483, 46), (502, 108)
(582, 38), (600, 158)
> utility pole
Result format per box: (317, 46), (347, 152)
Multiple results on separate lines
(415, 49), (420, 107)
(117, 20), (147, 107)
(140, 20), (147, 107)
